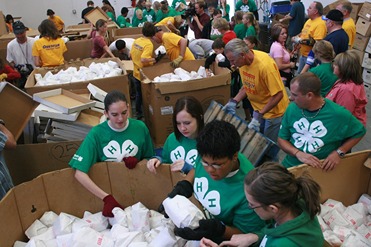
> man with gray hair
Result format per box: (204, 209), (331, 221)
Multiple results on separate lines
(337, 1), (356, 48)
(224, 38), (289, 143)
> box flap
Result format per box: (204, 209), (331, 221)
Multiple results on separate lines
(0, 82), (39, 140)
(85, 7), (110, 24)
(87, 83), (107, 102)
(289, 150), (371, 206)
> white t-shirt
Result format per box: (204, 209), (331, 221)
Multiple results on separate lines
(109, 38), (135, 57)
(6, 37), (36, 68)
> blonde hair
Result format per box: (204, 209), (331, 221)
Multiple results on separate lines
(212, 17), (230, 31)
(312, 40), (335, 61)
(244, 12), (259, 34)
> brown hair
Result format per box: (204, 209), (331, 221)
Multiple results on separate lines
(333, 50), (363, 85)
(270, 23), (288, 42)
(291, 72), (321, 96)
(245, 162), (321, 219)
(312, 40), (335, 61)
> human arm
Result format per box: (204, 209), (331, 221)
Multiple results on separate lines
(277, 137), (322, 168)
(33, 56), (41, 67)
(102, 45), (116, 58)
(0, 123), (16, 150)
(178, 37), (188, 58)
(220, 233), (259, 247)
(86, 24), (94, 39)
(259, 91), (283, 116)
(200, 237), (218, 247)
(167, 21), (180, 35)
(273, 57), (295, 70)
(147, 157), (162, 174)
(279, 14), (293, 22)
(192, 15), (204, 33)
(74, 169), (108, 200)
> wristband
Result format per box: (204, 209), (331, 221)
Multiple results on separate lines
(294, 150), (300, 157)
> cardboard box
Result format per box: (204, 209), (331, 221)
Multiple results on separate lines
(323, 0), (343, 15)
(362, 52), (371, 69)
(64, 39), (93, 61)
(33, 89), (96, 114)
(87, 83), (107, 101)
(351, 3), (363, 21)
(0, 161), (185, 246)
(271, 13), (289, 27)
(356, 17), (371, 36)
(0, 11), (7, 36)
(364, 81), (371, 100)
(141, 60), (231, 147)
(4, 140), (82, 185)
(1, 150), (370, 246)
(114, 27), (143, 37)
(352, 49), (365, 65)
(363, 67), (371, 84)
(34, 104), (80, 121)
(24, 58), (129, 101)
(84, 7), (118, 42)
(353, 33), (370, 51)
(0, 82), (39, 140)
(358, 1), (371, 21)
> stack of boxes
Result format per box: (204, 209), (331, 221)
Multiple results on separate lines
(353, 2), (371, 100)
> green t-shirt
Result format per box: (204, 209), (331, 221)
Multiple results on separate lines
(309, 62), (338, 97)
(255, 200), (324, 247)
(155, 7), (179, 23)
(279, 99), (366, 168)
(117, 15), (129, 28)
(193, 153), (266, 233)
(234, 23), (247, 40)
(246, 25), (256, 37)
(132, 18), (146, 27)
(162, 133), (198, 166)
(235, 0), (257, 12)
(69, 119), (155, 173)
(107, 12), (116, 24)
(171, 0), (187, 9)
(143, 9), (156, 23)
(218, 4), (230, 21)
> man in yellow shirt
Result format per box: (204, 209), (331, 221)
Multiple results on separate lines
(337, 1), (356, 48)
(152, 26), (195, 68)
(155, 15), (183, 35)
(130, 22), (156, 119)
(293, 1), (326, 73)
(224, 38), (289, 143)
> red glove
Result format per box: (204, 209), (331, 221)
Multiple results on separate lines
(102, 194), (123, 217)
(123, 156), (139, 169)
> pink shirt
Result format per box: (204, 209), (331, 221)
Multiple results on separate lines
(326, 80), (368, 126)
(270, 41), (291, 74)
(91, 31), (107, 58)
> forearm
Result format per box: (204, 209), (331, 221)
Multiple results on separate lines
(232, 87), (247, 103)
(260, 91), (283, 115)
(34, 56), (41, 67)
(278, 138), (298, 156)
(223, 225), (243, 240)
(103, 46), (115, 58)
(179, 38), (187, 57)
(338, 137), (364, 153)
(0, 124), (16, 149)
(141, 57), (156, 65)
(75, 170), (109, 200)
(195, 18), (204, 32)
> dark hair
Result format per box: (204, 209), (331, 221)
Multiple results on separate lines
(196, 1), (205, 10)
(87, 1), (94, 6)
(314, 1), (323, 16)
(333, 50), (363, 85)
(136, 0), (146, 9)
(46, 9), (55, 16)
(212, 38), (225, 49)
(245, 162), (321, 219)
(291, 72), (321, 96)
(95, 19), (107, 31)
(5, 14), (14, 24)
(104, 90), (127, 111)
(244, 35), (259, 47)
(212, 9), (222, 18)
(121, 7), (129, 15)
(197, 120), (240, 160)
(102, 0), (115, 11)
(173, 96), (204, 141)
(38, 19), (60, 39)
(270, 23), (287, 42)
(142, 22), (156, 37)
(115, 40), (126, 50)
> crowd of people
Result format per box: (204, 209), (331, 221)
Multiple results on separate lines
(0, 0), (369, 245)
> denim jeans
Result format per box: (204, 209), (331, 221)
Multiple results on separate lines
(263, 116), (283, 143)
(297, 55), (307, 75)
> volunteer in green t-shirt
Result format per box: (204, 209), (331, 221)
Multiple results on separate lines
(69, 90), (154, 217)
(162, 120), (265, 244)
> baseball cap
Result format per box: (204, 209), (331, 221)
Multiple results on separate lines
(13, 21), (27, 34)
(322, 9), (343, 22)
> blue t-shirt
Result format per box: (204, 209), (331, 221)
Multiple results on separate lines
(288, 2), (305, 37)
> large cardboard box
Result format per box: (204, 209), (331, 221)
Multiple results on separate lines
(0, 82), (39, 140)
(0, 150), (369, 246)
(356, 17), (371, 36)
(352, 48), (365, 65)
(365, 82), (371, 100)
(24, 58), (130, 101)
(363, 67), (371, 84)
(351, 3), (364, 21)
(362, 52), (371, 69)
(323, 0), (342, 15)
(64, 39), (93, 61)
(114, 27), (143, 37)
(358, 1), (371, 21)
(141, 60), (231, 147)
(4, 140), (81, 185)
(353, 33), (370, 51)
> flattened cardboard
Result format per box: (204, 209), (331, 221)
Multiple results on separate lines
(34, 104), (80, 121)
(87, 83), (107, 102)
(141, 60), (231, 146)
(76, 109), (103, 126)
(4, 140), (81, 185)
(33, 89), (96, 114)
(0, 82), (39, 140)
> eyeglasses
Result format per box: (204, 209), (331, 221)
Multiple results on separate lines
(247, 203), (263, 210)
(201, 160), (224, 170)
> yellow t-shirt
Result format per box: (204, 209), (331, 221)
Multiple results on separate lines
(130, 37), (154, 80)
(162, 32), (195, 61)
(299, 17), (327, 56)
(238, 50), (289, 119)
(155, 17), (175, 26)
(343, 18), (356, 48)
(49, 15), (64, 31)
(32, 37), (67, 67)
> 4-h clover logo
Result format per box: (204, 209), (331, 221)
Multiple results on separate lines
(292, 118), (327, 153)
(103, 140), (139, 161)
(193, 177), (221, 215)
(170, 146), (198, 165)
